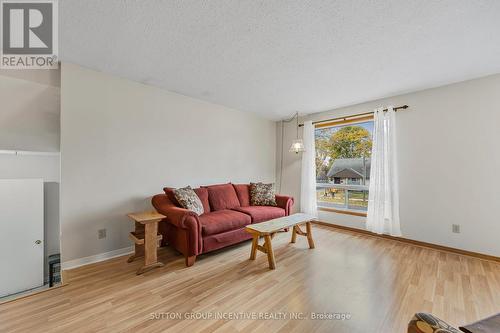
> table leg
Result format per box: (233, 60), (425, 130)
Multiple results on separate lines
(144, 222), (158, 266)
(127, 242), (144, 263)
(291, 225), (297, 243)
(306, 222), (315, 249)
(137, 221), (164, 275)
(264, 235), (276, 270)
(250, 235), (258, 260)
(128, 221), (145, 263)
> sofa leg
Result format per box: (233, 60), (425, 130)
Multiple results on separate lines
(185, 255), (196, 267)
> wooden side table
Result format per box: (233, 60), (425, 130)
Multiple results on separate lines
(126, 211), (165, 275)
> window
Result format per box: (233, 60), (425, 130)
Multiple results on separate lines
(315, 118), (374, 213)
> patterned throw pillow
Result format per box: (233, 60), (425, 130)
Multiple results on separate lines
(173, 186), (204, 215)
(250, 182), (277, 206)
(408, 313), (461, 333)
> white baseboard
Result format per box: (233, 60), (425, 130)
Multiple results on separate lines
(62, 246), (134, 270)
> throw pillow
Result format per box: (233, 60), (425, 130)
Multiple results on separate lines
(173, 186), (204, 215)
(250, 182), (277, 206)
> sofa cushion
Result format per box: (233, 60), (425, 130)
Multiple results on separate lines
(233, 184), (250, 207)
(163, 187), (180, 206)
(199, 210), (251, 236)
(250, 182), (277, 206)
(204, 183), (241, 211)
(193, 187), (210, 213)
(203, 228), (253, 253)
(232, 206), (285, 223)
(173, 186), (204, 215)
(164, 187), (210, 213)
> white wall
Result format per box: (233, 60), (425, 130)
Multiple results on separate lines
(277, 74), (500, 257)
(0, 70), (60, 152)
(0, 69), (61, 279)
(60, 63), (276, 263)
(0, 154), (59, 180)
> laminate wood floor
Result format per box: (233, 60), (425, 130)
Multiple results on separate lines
(1, 224), (500, 333)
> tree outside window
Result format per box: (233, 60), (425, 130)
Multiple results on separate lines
(315, 121), (374, 211)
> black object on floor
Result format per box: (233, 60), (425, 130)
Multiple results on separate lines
(48, 253), (61, 287)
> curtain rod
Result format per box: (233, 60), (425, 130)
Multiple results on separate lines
(298, 105), (409, 127)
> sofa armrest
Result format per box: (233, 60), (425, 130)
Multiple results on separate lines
(152, 194), (202, 256)
(152, 194), (199, 229)
(408, 313), (461, 333)
(275, 195), (294, 216)
(163, 206), (199, 229)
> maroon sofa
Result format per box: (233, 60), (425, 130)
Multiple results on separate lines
(152, 183), (294, 266)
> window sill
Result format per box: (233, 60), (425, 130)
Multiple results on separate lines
(318, 206), (367, 217)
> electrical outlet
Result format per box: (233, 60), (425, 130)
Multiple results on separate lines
(452, 224), (460, 234)
(98, 228), (107, 239)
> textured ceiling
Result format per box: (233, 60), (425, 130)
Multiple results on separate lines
(60, 1), (500, 120)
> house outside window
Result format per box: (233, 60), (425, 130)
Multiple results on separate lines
(315, 119), (374, 213)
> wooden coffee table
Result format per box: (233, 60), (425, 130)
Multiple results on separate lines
(245, 213), (316, 270)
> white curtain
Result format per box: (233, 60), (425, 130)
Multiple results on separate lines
(366, 107), (401, 236)
(301, 121), (318, 216)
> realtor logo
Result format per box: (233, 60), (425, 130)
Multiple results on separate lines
(1, 0), (58, 69)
